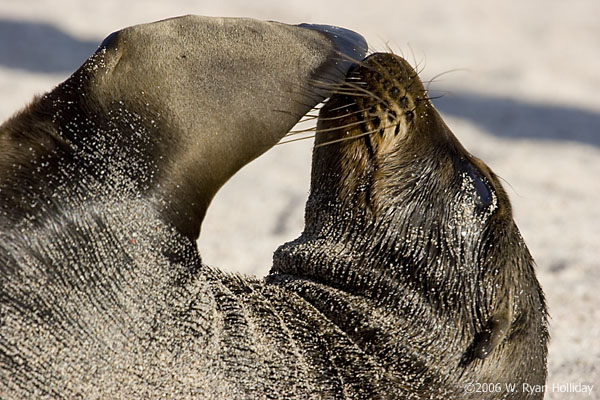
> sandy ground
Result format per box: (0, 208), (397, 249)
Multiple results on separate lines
(1, 1), (598, 398)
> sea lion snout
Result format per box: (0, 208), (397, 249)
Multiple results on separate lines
(317, 53), (450, 151)
(315, 54), (423, 149)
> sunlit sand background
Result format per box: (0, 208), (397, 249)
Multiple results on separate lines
(1, 1), (598, 398)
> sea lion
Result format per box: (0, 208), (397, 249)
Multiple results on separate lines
(0, 15), (366, 240)
(0, 15), (369, 398)
(0, 15), (548, 398)
(270, 53), (549, 398)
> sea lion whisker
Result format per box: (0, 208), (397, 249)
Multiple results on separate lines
(413, 57), (427, 77)
(326, 89), (373, 97)
(311, 80), (376, 99)
(273, 91), (326, 111)
(309, 79), (348, 92)
(497, 174), (520, 197)
(426, 94), (448, 101)
(422, 68), (467, 84)
(404, 71), (420, 91)
(327, 101), (358, 112)
(315, 107), (374, 121)
(294, 107), (373, 127)
(288, 118), (376, 137)
(314, 124), (397, 148)
(306, 62), (361, 88)
(297, 113), (325, 123)
(298, 115), (319, 123)
(345, 77), (367, 84)
(296, 102), (375, 126)
(335, 81), (387, 105)
(282, 79), (346, 109)
(406, 42), (425, 76)
(311, 78), (367, 90)
(285, 126), (319, 135)
(314, 130), (375, 148)
(327, 51), (371, 69)
(297, 108), (326, 123)
(306, 83), (370, 102)
(272, 109), (307, 119)
(278, 96), (326, 112)
(276, 134), (317, 145)
(314, 119), (376, 134)
(383, 41), (395, 55)
(423, 68), (469, 93)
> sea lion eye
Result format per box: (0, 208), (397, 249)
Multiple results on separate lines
(461, 160), (493, 209)
(471, 174), (492, 208)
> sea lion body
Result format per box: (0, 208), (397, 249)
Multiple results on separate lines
(272, 53), (549, 399)
(0, 16), (547, 398)
(0, 16), (373, 398)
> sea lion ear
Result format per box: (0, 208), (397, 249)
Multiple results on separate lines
(459, 310), (511, 366)
(98, 30), (119, 51)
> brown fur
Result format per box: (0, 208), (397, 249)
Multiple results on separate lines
(271, 53), (549, 399)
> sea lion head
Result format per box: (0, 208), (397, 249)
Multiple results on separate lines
(272, 53), (548, 393)
(307, 53), (508, 232)
(0, 16), (366, 240)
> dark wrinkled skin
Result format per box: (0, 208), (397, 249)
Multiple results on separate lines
(272, 54), (549, 399)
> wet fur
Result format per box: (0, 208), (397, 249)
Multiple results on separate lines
(272, 53), (549, 399)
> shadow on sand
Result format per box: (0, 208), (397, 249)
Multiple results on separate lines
(1, 18), (598, 147)
(433, 91), (600, 147)
(0, 18), (100, 74)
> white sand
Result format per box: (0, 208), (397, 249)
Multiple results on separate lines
(1, 1), (598, 398)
